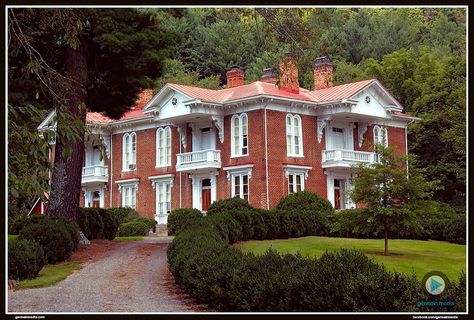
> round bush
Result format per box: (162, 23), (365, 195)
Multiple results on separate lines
(18, 218), (75, 264)
(206, 197), (252, 215)
(108, 207), (140, 224)
(118, 220), (150, 237)
(275, 191), (333, 215)
(168, 208), (203, 235)
(79, 208), (104, 240)
(132, 217), (157, 233)
(8, 214), (46, 235)
(8, 239), (45, 280)
(99, 209), (119, 240)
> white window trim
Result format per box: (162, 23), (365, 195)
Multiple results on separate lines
(230, 113), (248, 158)
(122, 132), (137, 172)
(373, 125), (388, 147)
(283, 165), (311, 194)
(286, 114), (304, 157)
(224, 164), (253, 199)
(116, 178), (139, 209)
(149, 174), (174, 219)
(156, 126), (172, 168)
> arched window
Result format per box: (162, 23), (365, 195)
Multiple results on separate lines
(156, 126), (172, 167)
(286, 114), (303, 156)
(122, 132), (137, 171)
(373, 125), (388, 148)
(231, 113), (248, 156)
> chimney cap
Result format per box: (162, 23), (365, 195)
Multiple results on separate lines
(314, 56), (332, 67)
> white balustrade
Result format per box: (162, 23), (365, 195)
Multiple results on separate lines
(322, 149), (378, 168)
(176, 149), (221, 171)
(81, 165), (108, 183)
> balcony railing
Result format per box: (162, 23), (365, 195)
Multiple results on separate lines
(322, 149), (378, 168)
(81, 165), (108, 184)
(176, 149), (221, 172)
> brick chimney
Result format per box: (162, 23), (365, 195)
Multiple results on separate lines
(313, 56), (333, 90)
(278, 52), (299, 94)
(226, 66), (244, 88)
(261, 68), (277, 84)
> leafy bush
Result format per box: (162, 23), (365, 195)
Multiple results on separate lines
(108, 207), (140, 224)
(132, 217), (157, 233)
(443, 214), (466, 244)
(168, 208), (202, 235)
(8, 214), (46, 235)
(79, 208), (104, 240)
(118, 220), (150, 237)
(18, 218), (75, 264)
(8, 239), (45, 280)
(99, 209), (119, 240)
(167, 211), (446, 312)
(206, 197), (252, 215)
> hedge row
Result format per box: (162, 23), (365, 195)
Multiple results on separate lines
(79, 208), (119, 240)
(168, 209), (466, 311)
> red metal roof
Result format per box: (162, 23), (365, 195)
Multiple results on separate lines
(308, 79), (375, 102)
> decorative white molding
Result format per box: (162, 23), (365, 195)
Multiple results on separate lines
(357, 122), (369, 147)
(317, 116), (331, 143)
(100, 134), (111, 158)
(211, 115), (225, 143)
(175, 123), (187, 149)
(148, 174), (175, 189)
(115, 178), (139, 193)
(223, 164), (254, 181)
(283, 164), (312, 180)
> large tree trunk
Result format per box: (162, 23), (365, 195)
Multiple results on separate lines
(48, 41), (88, 223)
(384, 221), (389, 256)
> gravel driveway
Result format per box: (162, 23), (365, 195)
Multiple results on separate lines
(8, 237), (208, 313)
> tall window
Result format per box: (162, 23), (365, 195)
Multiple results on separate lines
(156, 127), (172, 167)
(286, 114), (303, 156)
(373, 125), (388, 147)
(288, 173), (304, 194)
(231, 113), (248, 156)
(122, 132), (137, 171)
(232, 174), (249, 201)
(156, 182), (171, 215)
(121, 185), (137, 209)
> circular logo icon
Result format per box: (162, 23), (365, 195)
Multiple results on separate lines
(422, 271), (449, 296)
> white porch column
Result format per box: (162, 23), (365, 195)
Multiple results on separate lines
(99, 185), (105, 208)
(210, 172), (219, 204)
(325, 171), (335, 207)
(190, 175), (201, 211)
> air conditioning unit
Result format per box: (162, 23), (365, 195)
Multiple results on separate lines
(129, 164), (136, 170)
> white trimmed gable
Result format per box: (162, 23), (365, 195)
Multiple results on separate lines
(143, 85), (195, 121)
(350, 81), (403, 119)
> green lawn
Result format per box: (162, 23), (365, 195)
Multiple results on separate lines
(237, 236), (466, 281)
(113, 236), (144, 241)
(8, 234), (18, 241)
(17, 262), (82, 289)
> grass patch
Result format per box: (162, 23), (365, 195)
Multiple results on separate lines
(8, 234), (18, 241)
(237, 236), (466, 281)
(17, 262), (82, 289)
(113, 236), (144, 242)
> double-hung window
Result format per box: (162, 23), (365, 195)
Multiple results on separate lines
(156, 127), (172, 167)
(224, 165), (253, 201)
(231, 113), (248, 157)
(122, 132), (137, 171)
(117, 179), (139, 209)
(283, 165), (312, 194)
(286, 114), (303, 156)
(149, 174), (174, 224)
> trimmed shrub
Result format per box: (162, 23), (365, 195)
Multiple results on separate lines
(118, 220), (150, 237)
(168, 208), (203, 235)
(18, 218), (75, 264)
(79, 208), (104, 240)
(99, 209), (119, 240)
(8, 239), (45, 280)
(8, 214), (46, 235)
(108, 207), (140, 224)
(206, 197), (252, 215)
(133, 217), (157, 233)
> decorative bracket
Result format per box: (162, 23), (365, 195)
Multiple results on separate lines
(100, 134), (111, 158)
(212, 115), (225, 144)
(357, 122), (369, 147)
(175, 123), (187, 149)
(317, 116), (331, 143)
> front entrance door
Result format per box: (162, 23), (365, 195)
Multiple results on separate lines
(334, 179), (342, 209)
(202, 179), (211, 211)
(92, 191), (100, 208)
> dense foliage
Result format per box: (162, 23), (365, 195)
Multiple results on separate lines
(8, 239), (45, 280)
(18, 217), (79, 264)
(206, 196), (253, 215)
(79, 208), (119, 240)
(167, 204), (465, 311)
(107, 207), (140, 225)
(167, 208), (203, 235)
(118, 220), (151, 237)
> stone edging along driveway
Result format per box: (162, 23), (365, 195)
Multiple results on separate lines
(8, 237), (208, 313)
